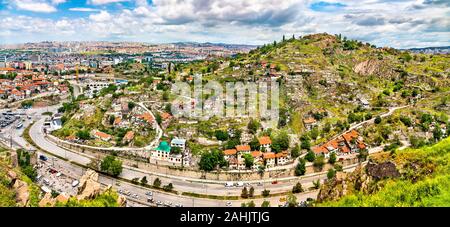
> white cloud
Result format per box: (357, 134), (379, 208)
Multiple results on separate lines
(1, 0), (449, 48)
(88, 0), (130, 5)
(89, 10), (112, 22)
(12, 0), (57, 13)
(8, 0), (67, 13)
(69, 7), (100, 12)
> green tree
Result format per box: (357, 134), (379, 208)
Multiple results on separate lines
(249, 187), (255, 197)
(328, 152), (337, 164)
(261, 201), (270, 207)
(295, 158), (306, 176)
(433, 125), (443, 141)
(247, 118), (260, 134)
(334, 164), (343, 172)
(199, 150), (227, 171)
(305, 150), (315, 162)
(243, 153), (255, 169)
(300, 135), (311, 150)
(313, 179), (321, 189)
(310, 126), (319, 140)
(249, 136), (260, 151)
(292, 182), (304, 193)
(272, 131), (290, 153)
(155, 113), (162, 124)
(128, 101), (136, 110)
(291, 145), (300, 158)
(374, 116), (382, 124)
(100, 155), (123, 177)
(153, 178), (161, 188)
(313, 155), (325, 171)
(76, 130), (91, 140)
(140, 176), (148, 186)
(162, 91), (169, 101)
(286, 193), (298, 207)
(357, 149), (369, 161)
(241, 187), (249, 199)
(163, 183), (174, 192)
(327, 168), (336, 179)
(214, 130), (229, 141)
(262, 189), (270, 197)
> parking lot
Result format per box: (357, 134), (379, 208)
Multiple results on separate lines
(36, 158), (78, 197)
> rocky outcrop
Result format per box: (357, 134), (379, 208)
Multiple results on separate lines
(317, 161), (399, 203)
(77, 169), (102, 200)
(13, 179), (30, 206)
(353, 59), (380, 75)
(39, 193), (69, 207)
(366, 161), (400, 180)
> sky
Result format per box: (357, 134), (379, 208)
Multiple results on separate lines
(0, 0), (449, 48)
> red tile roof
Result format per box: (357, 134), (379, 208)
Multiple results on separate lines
(95, 131), (112, 140)
(124, 131), (135, 141)
(224, 149), (237, 156)
(235, 145), (251, 152)
(138, 112), (154, 124)
(258, 136), (272, 145)
(263, 152), (276, 159)
(251, 151), (262, 158)
(312, 146), (329, 154)
(343, 130), (359, 143)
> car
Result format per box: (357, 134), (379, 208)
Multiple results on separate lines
(175, 204), (183, 207)
(39, 155), (48, 161)
(36, 175), (42, 181)
(156, 201), (162, 205)
(118, 189), (123, 194)
(226, 202), (232, 207)
(126, 191), (131, 196)
(43, 179), (50, 185)
(235, 182), (244, 187)
(257, 182), (263, 186)
(272, 181), (278, 184)
(145, 191), (153, 196)
(147, 197), (153, 203)
(56, 172), (62, 177)
(72, 180), (79, 187)
(225, 182), (233, 187)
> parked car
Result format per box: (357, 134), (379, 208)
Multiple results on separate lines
(72, 180), (79, 187)
(226, 202), (232, 207)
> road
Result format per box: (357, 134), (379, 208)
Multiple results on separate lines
(8, 101), (409, 206)
(29, 115), (364, 197)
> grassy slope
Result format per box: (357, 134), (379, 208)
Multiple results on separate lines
(318, 137), (450, 207)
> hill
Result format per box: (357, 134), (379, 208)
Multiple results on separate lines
(316, 137), (450, 207)
(175, 33), (449, 145)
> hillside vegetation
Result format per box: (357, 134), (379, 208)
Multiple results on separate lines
(316, 137), (450, 207)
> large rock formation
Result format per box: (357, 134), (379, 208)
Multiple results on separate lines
(317, 161), (400, 202)
(366, 161), (400, 180)
(77, 169), (102, 200)
(13, 180), (30, 206)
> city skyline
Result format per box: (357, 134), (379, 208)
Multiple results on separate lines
(0, 0), (449, 48)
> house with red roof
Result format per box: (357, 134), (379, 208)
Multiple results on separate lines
(263, 152), (276, 168)
(258, 136), (272, 152)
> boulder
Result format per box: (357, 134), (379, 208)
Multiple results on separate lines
(366, 161), (400, 180)
(13, 179), (30, 206)
(77, 169), (102, 200)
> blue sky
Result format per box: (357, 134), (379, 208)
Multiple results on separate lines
(0, 0), (449, 48)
